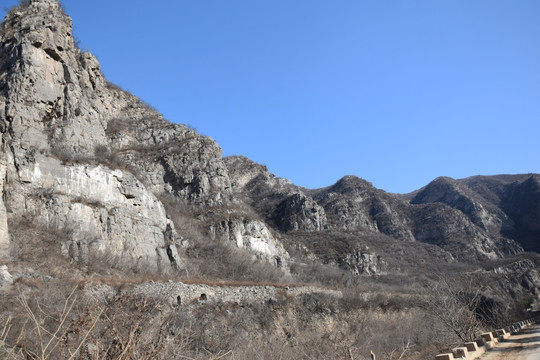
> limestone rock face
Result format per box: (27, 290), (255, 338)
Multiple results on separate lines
(224, 156), (279, 192)
(0, 0), (212, 270)
(0, 155), (8, 260)
(0, 265), (13, 288)
(0, 0), (111, 156)
(342, 248), (383, 276)
(0, 0), (114, 260)
(5, 149), (181, 271)
(105, 113), (232, 205)
(208, 217), (289, 266)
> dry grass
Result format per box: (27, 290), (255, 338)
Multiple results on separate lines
(4, 204), (538, 359)
(0, 285), (190, 359)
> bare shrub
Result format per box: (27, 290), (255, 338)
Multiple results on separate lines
(289, 260), (348, 288)
(93, 144), (126, 170)
(8, 217), (71, 271)
(423, 273), (485, 343)
(104, 80), (126, 93)
(48, 145), (86, 165)
(0, 285), (194, 360)
(1, 266), (530, 360)
(158, 194), (289, 284)
(185, 238), (287, 284)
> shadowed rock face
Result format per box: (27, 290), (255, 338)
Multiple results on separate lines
(314, 176), (415, 240)
(499, 175), (540, 252)
(271, 193), (327, 232)
(411, 176), (513, 235)
(410, 174), (540, 254)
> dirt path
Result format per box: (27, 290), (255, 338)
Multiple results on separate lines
(480, 323), (540, 360)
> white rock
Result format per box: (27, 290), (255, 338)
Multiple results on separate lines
(0, 265), (13, 287)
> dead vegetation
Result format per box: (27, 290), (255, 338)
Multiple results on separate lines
(0, 285), (189, 359)
(0, 281), (441, 360)
(2, 213), (539, 359)
(5, 201), (539, 359)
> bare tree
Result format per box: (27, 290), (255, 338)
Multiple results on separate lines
(424, 273), (484, 343)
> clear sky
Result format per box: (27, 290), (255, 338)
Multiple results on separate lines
(2, 1), (539, 193)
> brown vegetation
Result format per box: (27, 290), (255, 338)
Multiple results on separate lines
(5, 199), (538, 359)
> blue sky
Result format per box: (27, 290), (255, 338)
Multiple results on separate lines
(2, 1), (539, 193)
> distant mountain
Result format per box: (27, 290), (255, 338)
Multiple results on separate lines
(412, 174), (540, 253)
(226, 155), (531, 263)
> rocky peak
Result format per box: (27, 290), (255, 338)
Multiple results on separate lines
(224, 155), (292, 194)
(2, 0), (76, 65)
(326, 175), (375, 195)
(411, 176), (511, 234)
(0, 0), (112, 157)
(459, 174), (533, 205)
(411, 176), (466, 204)
(312, 176), (415, 241)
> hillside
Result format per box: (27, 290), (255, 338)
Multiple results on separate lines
(0, 1), (539, 359)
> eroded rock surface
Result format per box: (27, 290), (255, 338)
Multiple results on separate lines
(208, 216), (289, 266)
(0, 0), (284, 270)
(0, 265), (12, 288)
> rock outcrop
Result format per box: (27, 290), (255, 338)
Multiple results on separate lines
(6, 152), (181, 270)
(105, 111), (232, 205)
(314, 176), (415, 240)
(0, 265), (12, 288)
(499, 175), (540, 252)
(341, 247), (383, 276)
(0, 0), (171, 270)
(0, 0), (284, 270)
(224, 156), (326, 233)
(271, 193), (327, 232)
(208, 216), (289, 266)
(411, 174), (540, 254)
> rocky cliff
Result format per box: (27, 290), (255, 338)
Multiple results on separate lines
(0, 0), (183, 271)
(0, 0), (538, 280)
(0, 0), (292, 273)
